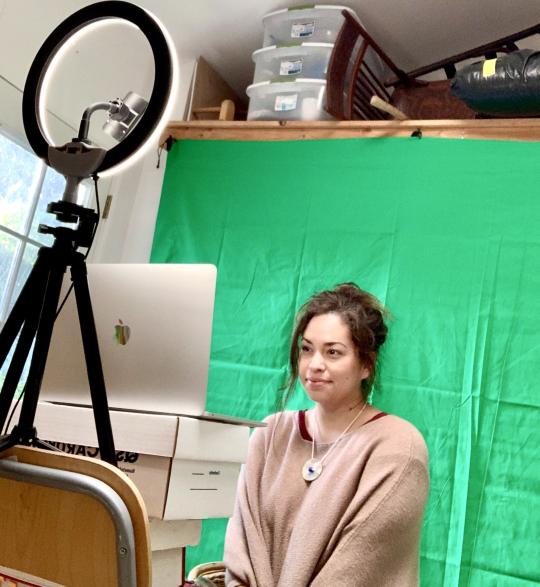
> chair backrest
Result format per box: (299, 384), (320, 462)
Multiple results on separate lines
(0, 446), (151, 587)
(326, 10), (410, 120)
(326, 11), (540, 121)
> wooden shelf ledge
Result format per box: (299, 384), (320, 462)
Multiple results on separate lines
(164, 119), (540, 142)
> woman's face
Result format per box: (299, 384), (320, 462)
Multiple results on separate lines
(299, 312), (370, 410)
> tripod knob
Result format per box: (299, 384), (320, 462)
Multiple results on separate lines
(47, 201), (79, 224)
(38, 224), (54, 235)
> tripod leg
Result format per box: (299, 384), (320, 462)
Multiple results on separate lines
(0, 247), (66, 453)
(17, 248), (67, 439)
(0, 251), (48, 369)
(0, 252), (49, 433)
(71, 253), (117, 466)
(0, 307), (42, 433)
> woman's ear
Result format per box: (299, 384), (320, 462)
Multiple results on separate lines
(360, 365), (371, 380)
(361, 352), (377, 380)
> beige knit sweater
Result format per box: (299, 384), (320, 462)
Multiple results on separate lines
(224, 410), (429, 587)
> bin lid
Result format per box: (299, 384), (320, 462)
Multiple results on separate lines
(247, 78), (327, 96)
(263, 5), (357, 21)
(252, 42), (334, 59)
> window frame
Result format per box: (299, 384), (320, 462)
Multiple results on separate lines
(0, 127), (91, 326)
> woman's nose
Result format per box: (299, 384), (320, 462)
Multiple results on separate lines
(309, 351), (325, 370)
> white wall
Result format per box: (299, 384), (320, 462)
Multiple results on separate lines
(88, 55), (195, 263)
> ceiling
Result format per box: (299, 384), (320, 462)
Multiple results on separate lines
(1, 0), (539, 118)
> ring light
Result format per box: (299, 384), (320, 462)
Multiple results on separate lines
(22, 0), (178, 177)
(0, 1), (179, 466)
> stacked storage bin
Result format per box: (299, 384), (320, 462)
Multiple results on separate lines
(246, 5), (382, 121)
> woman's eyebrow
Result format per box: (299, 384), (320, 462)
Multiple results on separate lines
(302, 338), (347, 348)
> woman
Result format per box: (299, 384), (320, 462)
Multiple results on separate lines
(224, 283), (429, 586)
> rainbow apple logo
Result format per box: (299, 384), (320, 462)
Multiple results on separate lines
(114, 319), (130, 345)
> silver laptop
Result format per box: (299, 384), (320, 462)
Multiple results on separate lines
(41, 263), (217, 416)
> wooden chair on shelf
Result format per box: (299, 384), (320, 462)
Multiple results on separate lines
(0, 445), (151, 587)
(326, 11), (540, 120)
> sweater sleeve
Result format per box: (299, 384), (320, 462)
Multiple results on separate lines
(311, 427), (429, 587)
(224, 421), (275, 587)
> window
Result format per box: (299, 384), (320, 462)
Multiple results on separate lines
(0, 129), (91, 391)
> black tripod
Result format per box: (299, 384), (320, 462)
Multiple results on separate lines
(0, 200), (117, 466)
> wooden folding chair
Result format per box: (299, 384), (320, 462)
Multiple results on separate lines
(0, 446), (151, 587)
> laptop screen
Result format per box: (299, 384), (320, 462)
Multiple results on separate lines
(41, 263), (217, 416)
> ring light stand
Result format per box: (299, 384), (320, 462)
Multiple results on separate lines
(0, 1), (175, 466)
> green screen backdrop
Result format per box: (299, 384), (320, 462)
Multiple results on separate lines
(150, 137), (540, 586)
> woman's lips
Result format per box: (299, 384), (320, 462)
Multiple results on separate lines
(306, 378), (331, 385)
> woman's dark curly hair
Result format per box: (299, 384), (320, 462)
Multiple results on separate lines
(283, 283), (388, 407)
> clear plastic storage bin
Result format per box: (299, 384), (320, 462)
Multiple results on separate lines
(262, 5), (356, 46)
(252, 43), (334, 83)
(246, 79), (333, 121)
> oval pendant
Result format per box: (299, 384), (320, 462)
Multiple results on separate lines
(302, 458), (323, 482)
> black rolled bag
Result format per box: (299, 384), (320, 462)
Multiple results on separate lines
(451, 49), (540, 116)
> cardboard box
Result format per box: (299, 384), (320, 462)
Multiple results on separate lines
(12, 402), (250, 520)
(149, 519), (201, 586)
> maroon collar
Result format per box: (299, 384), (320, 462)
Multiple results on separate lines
(298, 410), (387, 441)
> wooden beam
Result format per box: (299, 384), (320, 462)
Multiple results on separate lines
(387, 22), (540, 85)
(163, 119), (540, 143)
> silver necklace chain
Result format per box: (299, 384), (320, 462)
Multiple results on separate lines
(302, 401), (368, 482)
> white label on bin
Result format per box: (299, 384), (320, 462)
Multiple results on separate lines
(280, 59), (303, 76)
(275, 94), (298, 112)
(291, 22), (315, 38)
